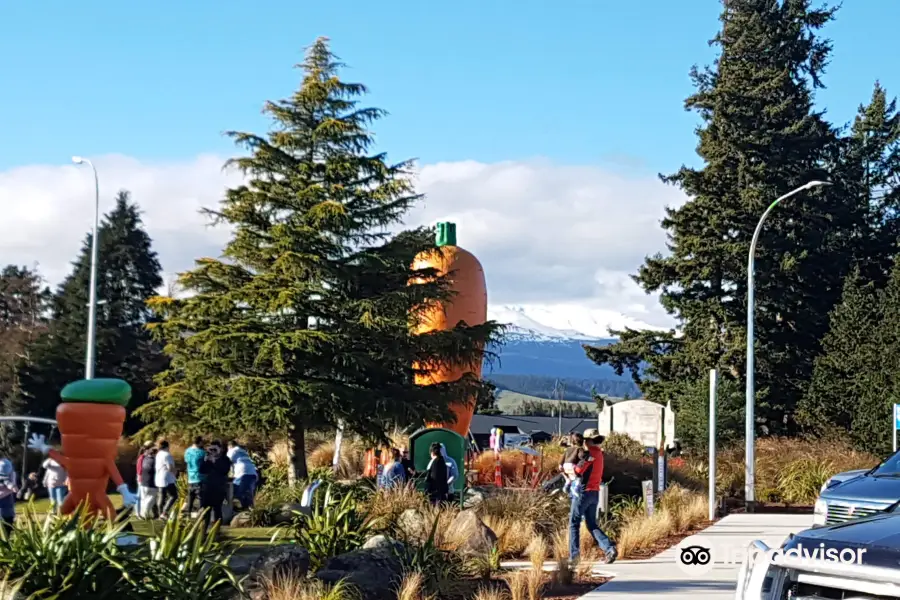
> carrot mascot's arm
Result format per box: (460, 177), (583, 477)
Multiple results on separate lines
(106, 460), (125, 488)
(47, 449), (71, 470)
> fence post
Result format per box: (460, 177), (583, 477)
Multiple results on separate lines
(709, 368), (718, 521)
(332, 420), (344, 473)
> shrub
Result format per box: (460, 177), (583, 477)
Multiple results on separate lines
(126, 512), (243, 600)
(282, 483), (377, 571)
(612, 485), (707, 558)
(478, 489), (568, 538)
(393, 518), (463, 594)
(363, 483), (429, 527)
(308, 440), (366, 478)
(0, 505), (130, 598)
(262, 574), (359, 600)
(776, 459), (835, 505)
(602, 432), (646, 460)
(0, 505), (243, 600)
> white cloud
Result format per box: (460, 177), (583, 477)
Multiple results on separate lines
(0, 155), (685, 332)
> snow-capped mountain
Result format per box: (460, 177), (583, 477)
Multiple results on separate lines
(487, 304), (665, 342)
(482, 303), (657, 401)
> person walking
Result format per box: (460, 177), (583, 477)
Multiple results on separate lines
(569, 429), (616, 565)
(139, 445), (158, 518)
(424, 442), (448, 505)
(227, 441), (258, 510)
(183, 436), (206, 514)
(199, 441), (231, 527)
(154, 440), (178, 519)
(135, 441), (150, 513)
(42, 457), (68, 514)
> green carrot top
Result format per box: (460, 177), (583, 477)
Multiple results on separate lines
(60, 378), (132, 407)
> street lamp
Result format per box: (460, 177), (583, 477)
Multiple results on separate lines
(745, 180), (831, 508)
(72, 156), (100, 380)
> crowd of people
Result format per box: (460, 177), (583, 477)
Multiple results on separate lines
(135, 437), (259, 525)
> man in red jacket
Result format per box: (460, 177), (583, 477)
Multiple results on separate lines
(571, 428), (617, 564)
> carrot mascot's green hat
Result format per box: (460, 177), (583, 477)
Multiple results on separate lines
(60, 378), (132, 407)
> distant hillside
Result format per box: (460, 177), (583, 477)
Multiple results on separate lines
(487, 374), (638, 401)
(495, 389), (597, 417)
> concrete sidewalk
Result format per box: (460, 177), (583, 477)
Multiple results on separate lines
(579, 513), (811, 599)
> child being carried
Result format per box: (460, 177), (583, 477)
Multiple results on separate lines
(560, 433), (585, 499)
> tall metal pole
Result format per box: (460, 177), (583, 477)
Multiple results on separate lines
(557, 380), (564, 436)
(745, 181), (830, 508)
(709, 369), (717, 521)
(72, 157), (100, 380)
(21, 422), (30, 483)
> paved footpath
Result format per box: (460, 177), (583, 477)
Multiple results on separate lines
(578, 513), (811, 599)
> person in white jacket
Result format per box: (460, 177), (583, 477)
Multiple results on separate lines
(440, 444), (460, 491)
(227, 442), (258, 510)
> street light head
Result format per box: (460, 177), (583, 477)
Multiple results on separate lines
(72, 156), (85, 165)
(806, 180), (832, 188)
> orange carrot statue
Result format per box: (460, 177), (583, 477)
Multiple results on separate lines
(411, 222), (488, 436)
(28, 378), (138, 517)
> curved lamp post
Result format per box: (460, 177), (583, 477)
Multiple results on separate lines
(745, 180), (830, 508)
(72, 156), (100, 380)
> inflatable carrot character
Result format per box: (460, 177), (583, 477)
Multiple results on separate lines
(28, 378), (138, 517)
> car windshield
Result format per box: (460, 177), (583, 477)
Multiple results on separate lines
(873, 451), (900, 477)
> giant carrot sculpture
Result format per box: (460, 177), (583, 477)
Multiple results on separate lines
(411, 222), (488, 436)
(28, 378), (138, 517)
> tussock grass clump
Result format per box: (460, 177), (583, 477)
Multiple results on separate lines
(613, 485), (708, 558)
(503, 571), (528, 600)
(263, 574), (359, 600)
(712, 436), (877, 504)
(396, 572), (435, 600)
(366, 483), (430, 526)
(473, 585), (510, 600)
(308, 439), (367, 478)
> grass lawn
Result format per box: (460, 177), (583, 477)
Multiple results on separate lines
(130, 520), (278, 547)
(21, 494), (278, 549)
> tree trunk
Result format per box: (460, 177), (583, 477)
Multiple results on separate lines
(288, 417), (308, 484)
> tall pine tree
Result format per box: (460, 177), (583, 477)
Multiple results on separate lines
(835, 82), (900, 285)
(140, 38), (501, 479)
(0, 266), (50, 451)
(586, 0), (854, 445)
(797, 269), (881, 437)
(796, 83), (900, 440)
(21, 192), (165, 429)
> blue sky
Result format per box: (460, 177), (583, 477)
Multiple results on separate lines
(2, 0), (897, 175)
(1, 0), (898, 329)
(0, 0), (900, 171)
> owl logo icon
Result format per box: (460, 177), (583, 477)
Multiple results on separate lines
(680, 545), (711, 566)
(675, 537), (716, 575)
